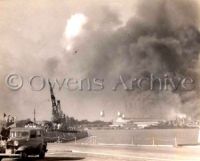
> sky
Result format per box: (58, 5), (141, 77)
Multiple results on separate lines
(0, 0), (200, 121)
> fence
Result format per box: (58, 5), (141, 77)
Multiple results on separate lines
(78, 135), (179, 147)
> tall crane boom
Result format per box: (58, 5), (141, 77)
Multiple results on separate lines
(48, 81), (66, 128)
(49, 81), (57, 110)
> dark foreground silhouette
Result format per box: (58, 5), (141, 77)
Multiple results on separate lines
(1, 156), (85, 161)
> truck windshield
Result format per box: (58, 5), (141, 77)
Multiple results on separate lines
(10, 131), (29, 138)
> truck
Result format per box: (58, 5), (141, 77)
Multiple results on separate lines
(0, 127), (47, 160)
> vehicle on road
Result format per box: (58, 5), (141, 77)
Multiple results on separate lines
(0, 127), (47, 160)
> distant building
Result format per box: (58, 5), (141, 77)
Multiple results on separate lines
(111, 117), (163, 129)
(111, 117), (129, 127)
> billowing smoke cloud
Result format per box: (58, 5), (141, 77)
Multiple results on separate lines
(62, 0), (200, 119)
(1, 0), (200, 121)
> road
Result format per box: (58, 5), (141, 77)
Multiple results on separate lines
(2, 143), (200, 161)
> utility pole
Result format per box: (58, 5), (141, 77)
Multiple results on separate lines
(34, 108), (36, 123)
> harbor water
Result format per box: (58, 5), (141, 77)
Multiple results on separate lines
(80, 129), (200, 145)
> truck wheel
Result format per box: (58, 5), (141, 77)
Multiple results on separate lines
(39, 149), (45, 159)
(21, 151), (28, 158)
(39, 144), (46, 159)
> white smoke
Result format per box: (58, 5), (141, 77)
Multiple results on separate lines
(64, 13), (88, 51)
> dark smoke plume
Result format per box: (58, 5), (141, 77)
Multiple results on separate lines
(64, 0), (200, 119)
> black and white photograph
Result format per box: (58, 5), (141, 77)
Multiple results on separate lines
(0, 0), (200, 160)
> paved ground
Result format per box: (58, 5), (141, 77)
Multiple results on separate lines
(2, 143), (200, 161)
